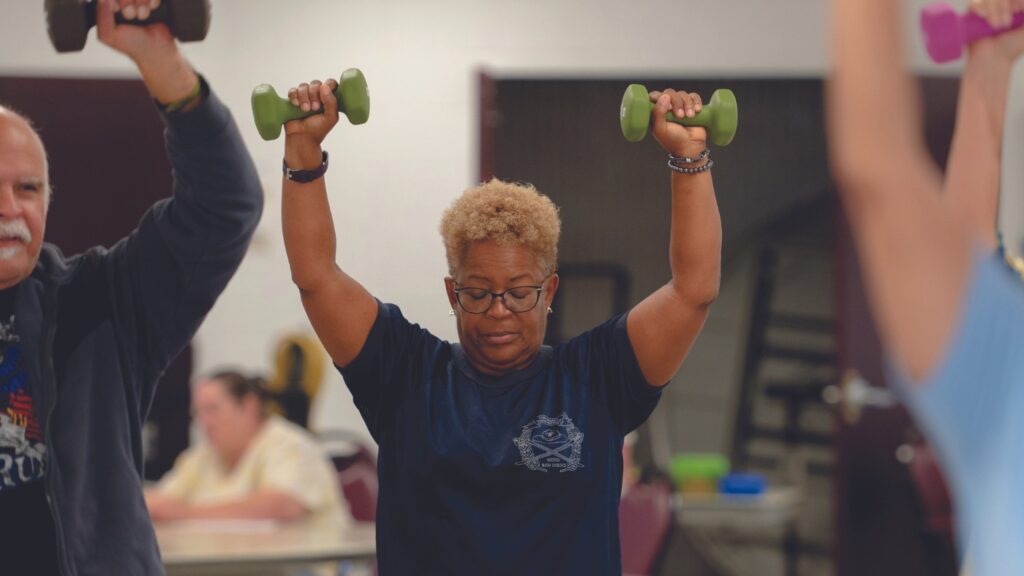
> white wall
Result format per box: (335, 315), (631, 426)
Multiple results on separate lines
(2, 0), (1007, 446)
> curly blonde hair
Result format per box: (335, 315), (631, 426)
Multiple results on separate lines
(439, 178), (561, 278)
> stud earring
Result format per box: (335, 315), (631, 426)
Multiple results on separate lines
(449, 310), (455, 316)
(547, 307), (553, 315)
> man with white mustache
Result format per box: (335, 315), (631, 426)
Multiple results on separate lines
(0, 219), (33, 261)
(0, 0), (262, 574)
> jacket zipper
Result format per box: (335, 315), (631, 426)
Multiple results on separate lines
(40, 286), (72, 576)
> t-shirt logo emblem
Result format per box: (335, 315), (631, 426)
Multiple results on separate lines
(513, 413), (584, 473)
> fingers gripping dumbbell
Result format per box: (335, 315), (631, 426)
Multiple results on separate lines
(251, 68), (371, 141)
(921, 1), (1024, 63)
(45, 0), (211, 53)
(619, 84), (738, 147)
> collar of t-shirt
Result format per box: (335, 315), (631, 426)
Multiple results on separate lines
(450, 344), (553, 389)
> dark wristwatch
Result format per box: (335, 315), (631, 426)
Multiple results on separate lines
(283, 151), (329, 183)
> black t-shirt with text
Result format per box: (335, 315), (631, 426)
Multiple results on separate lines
(0, 288), (60, 575)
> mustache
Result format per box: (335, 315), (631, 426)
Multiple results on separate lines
(0, 219), (31, 244)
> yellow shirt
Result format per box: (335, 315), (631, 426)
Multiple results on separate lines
(155, 415), (349, 524)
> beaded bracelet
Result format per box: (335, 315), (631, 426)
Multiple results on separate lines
(668, 157), (713, 174)
(668, 148), (710, 165)
(667, 147), (716, 172)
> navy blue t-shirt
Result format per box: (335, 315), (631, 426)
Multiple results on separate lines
(338, 301), (663, 575)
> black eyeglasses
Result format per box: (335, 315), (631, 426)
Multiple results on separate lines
(453, 277), (549, 314)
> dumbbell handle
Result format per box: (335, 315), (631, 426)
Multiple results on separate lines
(638, 100), (714, 130)
(83, 2), (172, 28)
(664, 107), (712, 128)
(252, 83), (350, 126)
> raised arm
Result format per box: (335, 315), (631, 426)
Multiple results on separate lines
(95, 0), (263, 388)
(627, 89), (722, 386)
(281, 80), (377, 368)
(942, 0), (1024, 249)
(827, 0), (971, 381)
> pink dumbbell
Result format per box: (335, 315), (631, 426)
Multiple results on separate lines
(921, 1), (1024, 63)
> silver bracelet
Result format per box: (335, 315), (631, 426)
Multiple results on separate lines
(667, 156), (713, 174)
(668, 149), (710, 165)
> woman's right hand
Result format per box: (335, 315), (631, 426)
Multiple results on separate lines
(969, 0), (1024, 62)
(284, 79), (340, 147)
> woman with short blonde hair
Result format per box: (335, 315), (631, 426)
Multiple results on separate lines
(278, 77), (721, 574)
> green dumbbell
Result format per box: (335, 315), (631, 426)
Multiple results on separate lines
(45, 0), (211, 54)
(251, 68), (370, 141)
(620, 84), (738, 147)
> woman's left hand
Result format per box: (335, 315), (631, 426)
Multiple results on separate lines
(649, 88), (708, 158)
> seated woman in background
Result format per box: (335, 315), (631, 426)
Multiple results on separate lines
(145, 370), (349, 524)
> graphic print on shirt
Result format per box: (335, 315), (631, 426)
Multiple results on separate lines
(513, 413), (584, 473)
(0, 314), (45, 490)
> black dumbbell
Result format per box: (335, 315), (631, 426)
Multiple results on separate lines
(45, 0), (211, 53)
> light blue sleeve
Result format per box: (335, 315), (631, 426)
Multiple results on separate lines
(888, 250), (1024, 576)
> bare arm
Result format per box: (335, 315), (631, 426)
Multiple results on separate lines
(97, 0), (264, 388)
(943, 0), (1024, 248)
(943, 57), (1009, 250)
(628, 90), (722, 386)
(146, 489), (307, 522)
(828, 0), (971, 381)
(281, 80), (377, 368)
